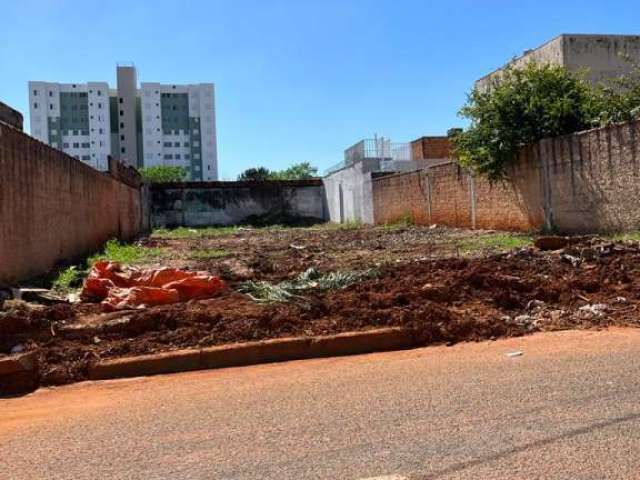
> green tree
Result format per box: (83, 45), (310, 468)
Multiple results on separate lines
(139, 165), (186, 183)
(272, 162), (318, 180)
(454, 62), (596, 180)
(592, 58), (640, 126)
(238, 163), (319, 181)
(238, 167), (272, 181)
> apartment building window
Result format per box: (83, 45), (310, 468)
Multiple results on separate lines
(120, 122), (124, 129)
(120, 135), (125, 141)
(33, 90), (38, 96)
(120, 110), (124, 116)
(99, 128), (103, 134)
(193, 141), (200, 147)
(184, 154), (190, 160)
(121, 147), (126, 153)
(163, 142), (172, 147)
(73, 142), (79, 148)
(174, 142), (180, 147)
(175, 154), (181, 160)
(81, 142), (90, 148)
(119, 98), (123, 104)
(63, 142), (69, 148)
(164, 154), (173, 160)
(81, 155), (90, 161)
(184, 141), (190, 147)
(97, 91), (102, 96)
(33, 102), (38, 109)
(98, 103), (102, 109)
(51, 129), (57, 135)
(49, 104), (54, 110)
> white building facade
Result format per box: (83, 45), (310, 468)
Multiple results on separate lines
(28, 65), (218, 181)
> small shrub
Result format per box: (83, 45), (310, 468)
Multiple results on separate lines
(52, 266), (82, 292)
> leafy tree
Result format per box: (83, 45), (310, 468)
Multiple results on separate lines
(237, 167), (272, 181)
(592, 58), (640, 126)
(139, 165), (186, 183)
(454, 63), (596, 180)
(270, 162), (318, 180)
(238, 163), (319, 181)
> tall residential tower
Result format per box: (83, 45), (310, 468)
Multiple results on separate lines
(28, 64), (218, 181)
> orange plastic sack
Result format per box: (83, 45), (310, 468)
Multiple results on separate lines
(82, 261), (227, 310)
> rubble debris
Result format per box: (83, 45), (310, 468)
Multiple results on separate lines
(10, 288), (67, 305)
(6, 229), (640, 388)
(506, 351), (524, 358)
(578, 303), (609, 318)
(82, 261), (227, 310)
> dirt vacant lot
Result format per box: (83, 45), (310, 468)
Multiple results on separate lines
(2, 224), (640, 387)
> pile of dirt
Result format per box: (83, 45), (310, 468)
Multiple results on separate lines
(3, 238), (640, 386)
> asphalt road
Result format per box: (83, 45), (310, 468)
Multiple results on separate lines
(4, 328), (640, 479)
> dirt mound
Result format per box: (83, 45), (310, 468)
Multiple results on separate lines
(4, 239), (640, 387)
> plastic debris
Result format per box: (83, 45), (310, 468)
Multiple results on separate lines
(506, 351), (524, 358)
(82, 261), (227, 310)
(578, 303), (608, 317)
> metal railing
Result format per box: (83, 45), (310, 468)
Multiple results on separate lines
(324, 137), (411, 176)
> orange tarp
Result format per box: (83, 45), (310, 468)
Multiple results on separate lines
(82, 261), (227, 310)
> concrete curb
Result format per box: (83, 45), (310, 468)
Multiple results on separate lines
(88, 327), (417, 381)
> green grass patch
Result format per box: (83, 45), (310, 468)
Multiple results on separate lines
(609, 231), (640, 242)
(151, 226), (240, 239)
(239, 267), (378, 303)
(87, 239), (163, 265)
(456, 233), (533, 253)
(188, 248), (230, 260)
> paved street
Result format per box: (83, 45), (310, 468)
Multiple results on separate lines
(3, 328), (640, 479)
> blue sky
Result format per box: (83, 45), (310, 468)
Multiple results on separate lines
(1, 0), (639, 179)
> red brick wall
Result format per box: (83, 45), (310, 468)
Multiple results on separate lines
(374, 119), (640, 233)
(0, 124), (143, 284)
(410, 136), (452, 160)
(372, 157), (543, 230)
(372, 170), (430, 224)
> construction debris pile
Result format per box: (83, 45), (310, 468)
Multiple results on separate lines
(2, 230), (640, 388)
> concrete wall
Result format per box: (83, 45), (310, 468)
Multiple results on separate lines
(323, 159), (380, 224)
(476, 34), (640, 91)
(150, 180), (327, 227)
(371, 119), (640, 234)
(0, 123), (143, 285)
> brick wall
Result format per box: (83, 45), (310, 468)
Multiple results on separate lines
(372, 170), (430, 224)
(0, 123), (143, 284)
(410, 136), (451, 160)
(373, 119), (640, 233)
(0, 102), (23, 131)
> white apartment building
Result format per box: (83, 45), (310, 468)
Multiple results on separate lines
(28, 65), (218, 181)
